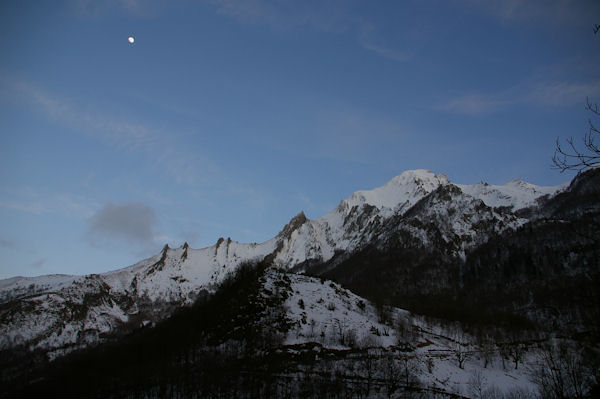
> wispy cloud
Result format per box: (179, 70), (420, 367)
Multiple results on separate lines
(1, 78), (159, 151)
(209, 0), (352, 32)
(435, 93), (511, 116)
(71, 0), (164, 19)
(436, 80), (600, 115)
(457, 0), (598, 27)
(526, 81), (600, 107)
(207, 0), (412, 63)
(0, 201), (47, 215)
(29, 258), (46, 269)
(0, 76), (228, 186)
(0, 187), (97, 218)
(357, 25), (412, 62)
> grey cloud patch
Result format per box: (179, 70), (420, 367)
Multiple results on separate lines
(0, 238), (16, 249)
(29, 259), (45, 269)
(86, 202), (158, 248)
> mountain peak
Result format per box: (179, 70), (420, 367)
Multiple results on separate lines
(388, 169), (449, 189)
(344, 169), (449, 213)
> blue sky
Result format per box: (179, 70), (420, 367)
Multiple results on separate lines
(1, 0), (599, 279)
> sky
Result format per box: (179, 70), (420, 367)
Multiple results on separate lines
(1, 0), (599, 279)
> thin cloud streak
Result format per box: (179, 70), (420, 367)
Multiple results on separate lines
(1, 76), (226, 187)
(209, 0), (352, 32)
(436, 94), (510, 116)
(457, 0), (597, 27)
(1, 78), (159, 151)
(357, 23), (412, 62)
(207, 0), (412, 63)
(71, 0), (165, 19)
(0, 187), (97, 218)
(436, 80), (600, 115)
(526, 81), (600, 107)
(0, 201), (47, 215)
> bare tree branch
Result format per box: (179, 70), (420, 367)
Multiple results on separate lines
(553, 98), (600, 173)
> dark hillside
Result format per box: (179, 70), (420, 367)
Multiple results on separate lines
(1, 259), (292, 398)
(313, 169), (600, 335)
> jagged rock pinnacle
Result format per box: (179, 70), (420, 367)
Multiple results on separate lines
(181, 242), (189, 260)
(279, 211), (307, 239)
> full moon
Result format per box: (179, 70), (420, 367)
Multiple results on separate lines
(128, 36), (135, 44)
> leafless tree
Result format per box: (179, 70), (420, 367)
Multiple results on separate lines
(398, 354), (420, 397)
(553, 98), (600, 172)
(508, 342), (527, 370)
(334, 318), (347, 345)
(553, 25), (600, 173)
(532, 341), (590, 399)
(360, 349), (377, 397)
(499, 343), (511, 370)
(477, 335), (495, 368)
(468, 369), (486, 399)
(450, 333), (470, 369)
(382, 353), (400, 399)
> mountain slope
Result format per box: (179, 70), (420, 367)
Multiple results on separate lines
(3, 263), (543, 399)
(0, 169), (567, 358)
(313, 168), (600, 332)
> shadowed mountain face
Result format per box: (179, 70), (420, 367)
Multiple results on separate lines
(310, 169), (600, 333)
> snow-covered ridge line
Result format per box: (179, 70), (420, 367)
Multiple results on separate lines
(345, 169), (563, 213)
(456, 179), (566, 210)
(0, 238), (278, 304)
(0, 169), (565, 296)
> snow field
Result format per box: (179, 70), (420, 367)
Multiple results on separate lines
(271, 271), (539, 397)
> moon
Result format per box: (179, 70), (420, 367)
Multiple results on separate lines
(128, 36), (135, 44)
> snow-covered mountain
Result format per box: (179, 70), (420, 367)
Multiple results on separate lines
(0, 170), (566, 358)
(4, 168), (599, 398)
(270, 169), (563, 269)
